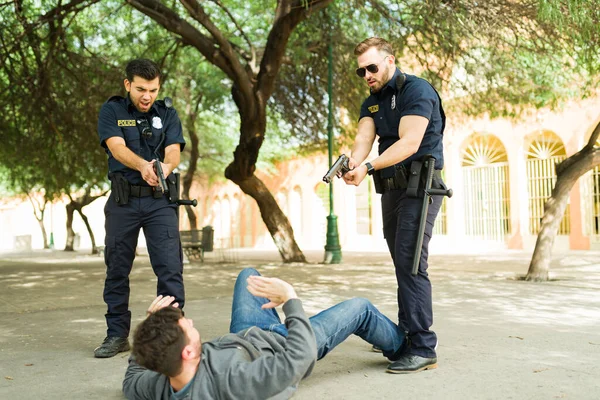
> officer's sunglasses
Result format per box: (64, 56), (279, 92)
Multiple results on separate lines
(356, 56), (389, 78)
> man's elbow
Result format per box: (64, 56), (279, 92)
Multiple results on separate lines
(406, 142), (420, 156)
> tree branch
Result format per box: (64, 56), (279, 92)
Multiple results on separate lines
(178, 0), (253, 97)
(256, 0), (333, 102)
(209, 0), (255, 60)
(126, 0), (234, 77)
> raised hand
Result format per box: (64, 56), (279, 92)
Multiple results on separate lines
(146, 295), (179, 316)
(247, 276), (298, 309)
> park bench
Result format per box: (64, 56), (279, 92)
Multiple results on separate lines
(180, 226), (214, 262)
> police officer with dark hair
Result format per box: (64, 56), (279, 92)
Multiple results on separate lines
(343, 37), (446, 373)
(95, 58), (186, 358)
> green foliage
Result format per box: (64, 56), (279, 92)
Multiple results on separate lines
(1, 0), (600, 198)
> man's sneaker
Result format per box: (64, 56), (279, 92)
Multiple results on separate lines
(94, 336), (130, 358)
(386, 354), (437, 374)
(372, 345), (383, 353)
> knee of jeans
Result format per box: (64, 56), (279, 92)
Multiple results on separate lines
(236, 268), (260, 283)
(347, 297), (372, 312)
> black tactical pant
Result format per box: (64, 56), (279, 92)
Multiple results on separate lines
(103, 192), (184, 338)
(382, 188), (442, 358)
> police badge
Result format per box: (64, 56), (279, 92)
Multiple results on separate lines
(152, 116), (163, 129)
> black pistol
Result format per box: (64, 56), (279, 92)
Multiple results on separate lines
(154, 159), (168, 194)
(323, 154), (352, 184)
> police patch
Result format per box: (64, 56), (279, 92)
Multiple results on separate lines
(117, 120), (136, 127)
(368, 105), (379, 113)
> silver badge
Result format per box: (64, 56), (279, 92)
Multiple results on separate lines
(391, 95), (396, 110)
(152, 116), (163, 129)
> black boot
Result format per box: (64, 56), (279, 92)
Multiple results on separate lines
(386, 354), (437, 374)
(94, 336), (130, 358)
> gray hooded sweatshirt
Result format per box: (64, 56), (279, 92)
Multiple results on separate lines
(123, 299), (318, 400)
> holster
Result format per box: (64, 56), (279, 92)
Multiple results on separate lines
(407, 160), (447, 198)
(373, 165), (410, 194)
(108, 172), (130, 206)
(167, 172), (180, 203)
(407, 161), (424, 198)
(372, 172), (384, 194)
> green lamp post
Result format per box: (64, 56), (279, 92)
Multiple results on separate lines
(323, 38), (342, 264)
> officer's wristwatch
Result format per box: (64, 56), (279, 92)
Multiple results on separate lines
(365, 162), (375, 176)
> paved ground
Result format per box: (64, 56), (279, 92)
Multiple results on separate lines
(0, 248), (599, 399)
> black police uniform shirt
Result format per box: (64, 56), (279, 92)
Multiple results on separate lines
(359, 68), (444, 178)
(97, 94), (186, 185)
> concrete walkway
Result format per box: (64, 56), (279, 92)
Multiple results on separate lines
(0, 248), (599, 399)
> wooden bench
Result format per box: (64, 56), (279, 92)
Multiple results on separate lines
(180, 226), (214, 262)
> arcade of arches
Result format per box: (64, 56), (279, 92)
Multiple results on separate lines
(188, 96), (600, 253)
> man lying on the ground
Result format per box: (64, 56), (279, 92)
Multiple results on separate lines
(123, 268), (406, 400)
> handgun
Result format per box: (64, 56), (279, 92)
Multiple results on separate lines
(154, 159), (169, 194)
(323, 154), (352, 184)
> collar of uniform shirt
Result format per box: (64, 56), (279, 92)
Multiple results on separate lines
(373, 67), (402, 98)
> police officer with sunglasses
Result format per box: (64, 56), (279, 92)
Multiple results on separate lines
(95, 59), (186, 358)
(342, 37), (446, 374)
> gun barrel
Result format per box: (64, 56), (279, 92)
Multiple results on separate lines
(323, 155), (349, 184)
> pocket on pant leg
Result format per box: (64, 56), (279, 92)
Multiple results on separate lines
(104, 235), (116, 266)
(167, 227), (182, 267)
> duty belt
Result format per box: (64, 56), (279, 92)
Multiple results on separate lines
(377, 166), (443, 193)
(130, 185), (154, 197)
(380, 165), (410, 192)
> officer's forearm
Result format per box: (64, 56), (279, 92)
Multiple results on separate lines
(370, 138), (418, 171)
(351, 139), (372, 164)
(351, 118), (376, 164)
(163, 145), (181, 173)
(111, 143), (148, 172)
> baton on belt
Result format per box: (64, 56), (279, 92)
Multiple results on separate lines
(412, 155), (453, 276)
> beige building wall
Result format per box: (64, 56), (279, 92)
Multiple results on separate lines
(1, 96), (599, 254)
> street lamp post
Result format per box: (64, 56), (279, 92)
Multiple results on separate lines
(324, 37), (342, 264)
(49, 201), (54, 249)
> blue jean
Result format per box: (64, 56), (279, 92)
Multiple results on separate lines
(229, 268), (404, 360)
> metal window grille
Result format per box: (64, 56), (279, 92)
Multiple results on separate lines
(462, 163), (511, 240)
(526, 156), (570, 235)
(432, 197), (448, 235)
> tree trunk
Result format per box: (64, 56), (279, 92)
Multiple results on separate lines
(64, 202), (76, 251)
(64, 189), (108, 253)
(38, 219), (49, 249)
(27, 194), (49, 249)
(76, 208), (98, 254)
(527, 121), (600, 280)
(238, 174), (306, 262)
(182, 110), (199, 230)
(225, 99), (306, 263)
(124, 0), (331, 262)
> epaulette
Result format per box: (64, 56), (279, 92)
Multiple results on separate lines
(395, 73), (406, 92)
(107, 95), (125, 103)
(154, 97), (174, 109)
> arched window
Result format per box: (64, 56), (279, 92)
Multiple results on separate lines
(525, 131), (569, 235)
(461, 133), (511, 240)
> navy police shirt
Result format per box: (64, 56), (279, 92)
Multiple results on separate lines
(97, 95), (185, 185)
(359, 68), (445, 178)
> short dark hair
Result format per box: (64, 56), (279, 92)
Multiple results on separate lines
(125, 59), (162, 82)
(354, 37), (394, 57)
(132, 307), (186, 377)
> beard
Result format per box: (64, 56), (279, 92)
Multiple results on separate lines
(369, 64), (392, 93)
